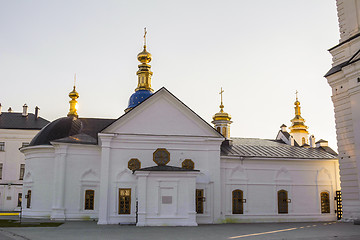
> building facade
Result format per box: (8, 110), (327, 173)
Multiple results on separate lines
(0, 104), (49, 211)
(21, 41), (340, 225)
(325, 0), (360, 221)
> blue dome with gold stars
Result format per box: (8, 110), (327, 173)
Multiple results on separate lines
(127, 90), (153, 109)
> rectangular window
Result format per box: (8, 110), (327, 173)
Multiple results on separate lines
(0, 163), (3, 180)
(84, 190), (95, 210)
(0, 142), (4, 151)
(118, 188), (131, 214)
(196, 189), (204, 214)
(21, 142), (29, 148)
(17, 193), (22, 207)
(19, 164), (25, 180)
(26, 190), (31, 208)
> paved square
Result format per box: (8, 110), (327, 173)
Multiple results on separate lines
(0, 221), (360, 240)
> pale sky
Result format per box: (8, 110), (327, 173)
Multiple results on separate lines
(0, 1), (340, 150)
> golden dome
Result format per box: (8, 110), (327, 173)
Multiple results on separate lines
(289, 93), (308, 134)
(137, 46), (152, 64)
(68, 85), (79, 118)
(69, 86), (79, 99)
(213, 111), (231, 121)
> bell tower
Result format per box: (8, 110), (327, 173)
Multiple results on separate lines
(325, 0), (360, 221)
(212, 88), (232, 139)
(289, 91), (309, 146)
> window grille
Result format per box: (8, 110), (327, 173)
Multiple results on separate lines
(19, 164), (25, 180)
(232, 190), (244, 214)
(321, 192), (330, 213)
(119, 189), (131, 214)
(196, 189), (204, 214)
(26, 190), (31, 208)
(84, 190), (95, 210)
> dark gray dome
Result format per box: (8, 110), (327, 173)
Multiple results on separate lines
(29, 116), (83, 146)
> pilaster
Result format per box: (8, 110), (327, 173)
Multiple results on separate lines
(135, 172), (149, 226)
(51, 144), (68, 220)
(97, 133), (115, 225)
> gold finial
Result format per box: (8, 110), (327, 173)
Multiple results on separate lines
(135, 28), (153, 92)
(212, 87), (232, 138)
(289, 90), (308, 135)
(68, 76), (79, 118)
(219, 87), (224, 112)
(144, 27), (147, 47)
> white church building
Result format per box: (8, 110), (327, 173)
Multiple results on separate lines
(21, 40), (340, 226)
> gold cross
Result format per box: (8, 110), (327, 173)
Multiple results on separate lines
(295, 90), (298, 101)
(144, 27), (147, 46)
(220, 87), (224, 104)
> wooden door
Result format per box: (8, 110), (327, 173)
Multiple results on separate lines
(278, 190), (288, 214)
(232, 190), (243, 214)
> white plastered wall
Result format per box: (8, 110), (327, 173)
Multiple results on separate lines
(221, 157), (340, 222)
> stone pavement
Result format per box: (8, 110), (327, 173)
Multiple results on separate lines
(0, 221), (359, 240)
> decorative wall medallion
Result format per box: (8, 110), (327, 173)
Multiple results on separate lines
(153, 148), (170, 166)
(128, 158), (141, 171)
(182, 159), (194, 170)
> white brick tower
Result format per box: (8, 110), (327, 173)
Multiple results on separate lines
(325, 0), (360, 221)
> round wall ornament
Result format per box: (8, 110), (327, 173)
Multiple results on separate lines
(153, 148), (170, 166)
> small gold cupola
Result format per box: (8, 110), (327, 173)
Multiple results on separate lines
(67, 74), (79, 118)
(212, 88), (232, 138)
(125, 28), (155, 112)
(135, 28), (153, 92)
(289, 91), (309, 145)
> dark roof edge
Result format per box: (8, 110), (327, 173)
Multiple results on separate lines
(328, 32), (360, 51)
(325, 51), (360, 77)
(51, 140), (98, 145)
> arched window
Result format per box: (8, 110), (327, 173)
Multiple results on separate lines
(302, 137), (306, 145)
(26, 190), (31, 208)
(278, 190), (288, 214)
(222, 128), (227, 137)
(84, 190), (95, 210)
(321, 192), (330, 213)
(217, 127), (221, 133)
(232, 190), (243, 214)
(182, 159), (194, 170)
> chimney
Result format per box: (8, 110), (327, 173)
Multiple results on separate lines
(280, 124), (287, 132)
(22, 104), (28, 117)
(8, 107), (12, 113)
(35, 106), (39, 119)
(0, 103), (2, 115)
(316, 139), (328, 148)
(290, 135), (294, 146)
(309, 135), (315, 148)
